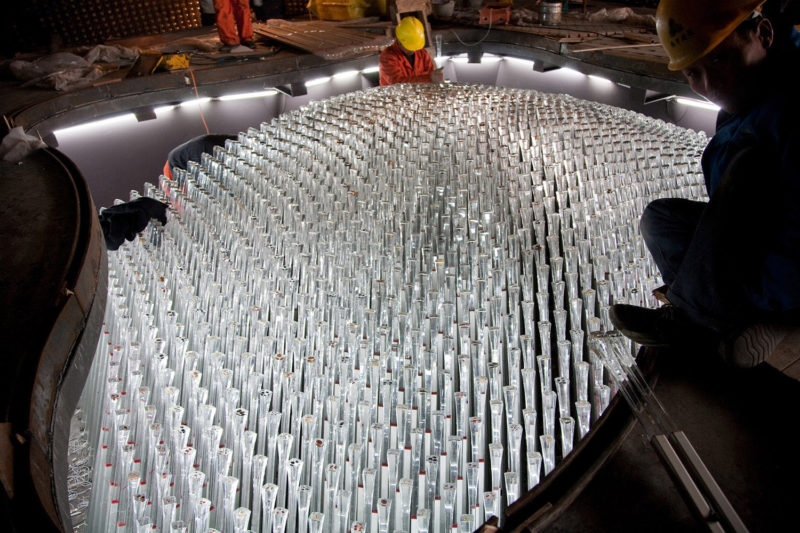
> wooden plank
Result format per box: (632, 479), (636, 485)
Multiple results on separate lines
(508, 20), (639, 36)
(780, 358), (800, 382)
(263, 19), (378, 42)
(333, 16), (381, 25)
(309, 24), (387, 39)
(289, 29), (357, 47)
(302, 22), (384, 41)
(572, 42), (663, 53)
(253, 20), (392, 59)
(334, 21), (393, 30)
(622, 31), (659, 43)
(495, 24), (598, 42)
(603, 46), (669, 64)
(258, 27), (359, 49)
(395, 0), (431, 16)
(568, 32), (658, 52)
(766, 328), (800, 372)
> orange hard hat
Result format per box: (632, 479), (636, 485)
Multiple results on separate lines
(656, 0), (764, 70)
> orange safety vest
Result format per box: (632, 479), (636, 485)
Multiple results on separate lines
(379, 43), (435, 86)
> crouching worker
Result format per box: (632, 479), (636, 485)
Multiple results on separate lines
(610, 0), (800, 368)
(379, 16), (443, 86)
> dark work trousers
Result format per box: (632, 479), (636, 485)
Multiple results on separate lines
(640, 147), (779, 334)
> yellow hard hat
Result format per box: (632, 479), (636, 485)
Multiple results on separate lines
(656, 0), (764, 70)
(396, 16), (426, 52)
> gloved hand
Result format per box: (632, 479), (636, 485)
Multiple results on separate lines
(99, 197), (168, 251)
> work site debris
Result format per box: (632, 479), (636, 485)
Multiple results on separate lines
(586, 7), (655, 28)
(9, 45), (139, 91)
(81, 44), (140, 65)
(0, 127), (48, 163)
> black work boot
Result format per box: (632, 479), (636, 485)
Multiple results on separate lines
(610, 304), (715, 348)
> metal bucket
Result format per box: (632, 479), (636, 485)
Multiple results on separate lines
(540, 1), (563, 26)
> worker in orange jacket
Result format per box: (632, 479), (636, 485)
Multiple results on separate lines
(379, 16), (443, 86)
(214, 0), (255, 51)
(162, 133), (237, 180)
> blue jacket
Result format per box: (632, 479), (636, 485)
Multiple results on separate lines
(700, 35), (800, 312)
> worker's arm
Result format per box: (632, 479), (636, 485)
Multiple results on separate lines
(420, 50), (435, 72)
(380, 59), (433, 84)
(99, 197), (168, 251)
(420, 51), (444, 82)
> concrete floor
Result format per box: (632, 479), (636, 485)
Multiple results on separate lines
(550, 351), (800, 532)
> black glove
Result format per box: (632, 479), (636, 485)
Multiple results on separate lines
(99, 197), (168, 251)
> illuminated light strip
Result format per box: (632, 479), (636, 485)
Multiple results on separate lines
(588, 74), (613, 84)
(333, 70), (359, 79)
(218, 90), (278, 101)
(674, 97), (721, 112)
(180, 97), (212, 108)
(305, 77), (331, 87)
(52, 113), (137, 137)
(559, 66), (585, 77)
(360, 66), (380, 74)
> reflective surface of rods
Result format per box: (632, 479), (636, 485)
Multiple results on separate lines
(73, 84), (708, 533)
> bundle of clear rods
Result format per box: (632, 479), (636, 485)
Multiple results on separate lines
(70, 83), (708, 532)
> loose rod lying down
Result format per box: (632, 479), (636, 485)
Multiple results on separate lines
(588, 332), (749, 533)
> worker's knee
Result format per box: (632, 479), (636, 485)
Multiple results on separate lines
(639, 198), (672, 246)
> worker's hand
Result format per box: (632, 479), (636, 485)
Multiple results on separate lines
(431, 68), (444, 83)
(99, 197), (169, 251)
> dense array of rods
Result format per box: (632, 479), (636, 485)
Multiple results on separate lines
(73, 84), (707, 532)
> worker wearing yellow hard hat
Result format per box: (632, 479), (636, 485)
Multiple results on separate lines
(656, 0), (766, 71)
(379, 16), (444, 86)
(611, 0), (800, 367)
